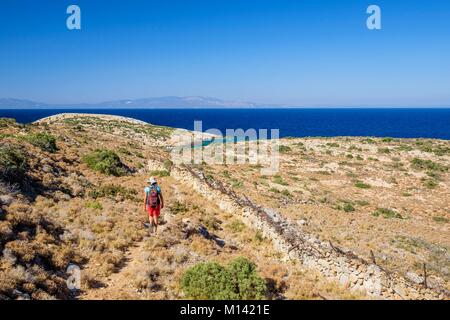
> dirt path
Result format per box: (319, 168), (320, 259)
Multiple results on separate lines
(80, 182), (180, 300)
(80, 239), (150, 299)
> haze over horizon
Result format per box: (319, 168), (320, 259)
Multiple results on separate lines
(1, 0), (450, 107)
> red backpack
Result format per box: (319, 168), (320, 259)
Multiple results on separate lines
(147, 186), (159, 208)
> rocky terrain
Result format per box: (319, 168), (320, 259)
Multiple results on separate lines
(0, 114), (448, 300)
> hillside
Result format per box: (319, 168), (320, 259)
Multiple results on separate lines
(0, 114), (448, 300)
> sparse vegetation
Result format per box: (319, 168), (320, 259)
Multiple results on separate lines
(2, 115), (449, 300)
(354, 181), (371, 189)
(273, 175), (288, 186)
(423, 178), (438, 189)
(86, 201), (103, 210)
(411, 158), (448, 172)
(378, 147), (391, 154)
(335, 201), (355, 213)
(88, 184), (137, 201)
(163, 159), (173, 171)
(168, 201), (188, 214)
(433, 216), (449, 224)
(0, 118), (16, 127)
(279, 145), (292, 153)
(372, 208), (403, 219)
(227, 220), (246, 233)
(149, 170), (170, 177)
(281, 189), (292, 197)
(230, 178), (243, 188)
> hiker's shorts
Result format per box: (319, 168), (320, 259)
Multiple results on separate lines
(147, 205), (161, 218)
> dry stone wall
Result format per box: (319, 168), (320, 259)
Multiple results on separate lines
(147, 158), (447, 300)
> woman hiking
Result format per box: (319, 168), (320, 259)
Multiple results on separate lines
(144, 177), (164, 234)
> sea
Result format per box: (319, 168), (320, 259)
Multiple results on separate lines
(1, 108), (450, 140)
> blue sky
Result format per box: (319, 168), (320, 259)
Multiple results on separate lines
(0, 0), (449, 106)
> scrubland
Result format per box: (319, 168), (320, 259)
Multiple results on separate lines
(1, 115), (448, 299)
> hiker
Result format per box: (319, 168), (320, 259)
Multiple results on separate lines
(144, 177), (164, 233)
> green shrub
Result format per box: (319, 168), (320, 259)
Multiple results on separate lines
(117, 147), (132, 155)
(343, 203), (355, 212)
(231, 178), (243, 188)
(0, 144), (28, 183)
(348, 145), (362, 152)
(432, 216), (449, 224)
(0, 118), (16, 128)
(372, 208), (403, 219)
(168, 201), (188, 214)
(149, 170), (170, 177)
(411, 158), (447, 172)
(181, 262), (235, 300)
(269, 187), (280, 193)
(355, 200), (369, 206)
(334, 201), (355, 212)
(223, 170), (231, 178)
(361, 138), (376, 144)
(279, 145), (292, 153)
(181, 258), (266, 300)
(273, 175), (288, 186)
(423, 179), (438, 189)
(281, 189), (292, 197)
(355, 181), (371, 189)
(23, 132), (57, 153)
(86, 201), (103, 210)
(88, 184), (137, 200)
(163, 159), (173, 171)
(254, 231), (265, 244)
(83, 149), (127, 176)
(228, 220), (245, 233)
(326, 142), (339, 148)
(378, 147), (391, 154)
(226, 257), (267, 299)
(397, 144), (413, 152)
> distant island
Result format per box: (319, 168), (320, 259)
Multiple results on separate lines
(0, 97), (280, 109)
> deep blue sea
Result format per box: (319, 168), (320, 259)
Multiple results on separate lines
(1, 108), (450, 140)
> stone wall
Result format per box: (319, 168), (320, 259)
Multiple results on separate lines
(147, 158), (448, 300)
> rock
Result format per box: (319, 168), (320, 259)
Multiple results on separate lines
(406, 272), (424, 285)
(53, 191), (71, 202)
(297, 219), (307, 226)
(42, 164), (53, 173)
(13, 290), (30, 300)
(339, 274), (349, 286)
(0, 195), (14, 206)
